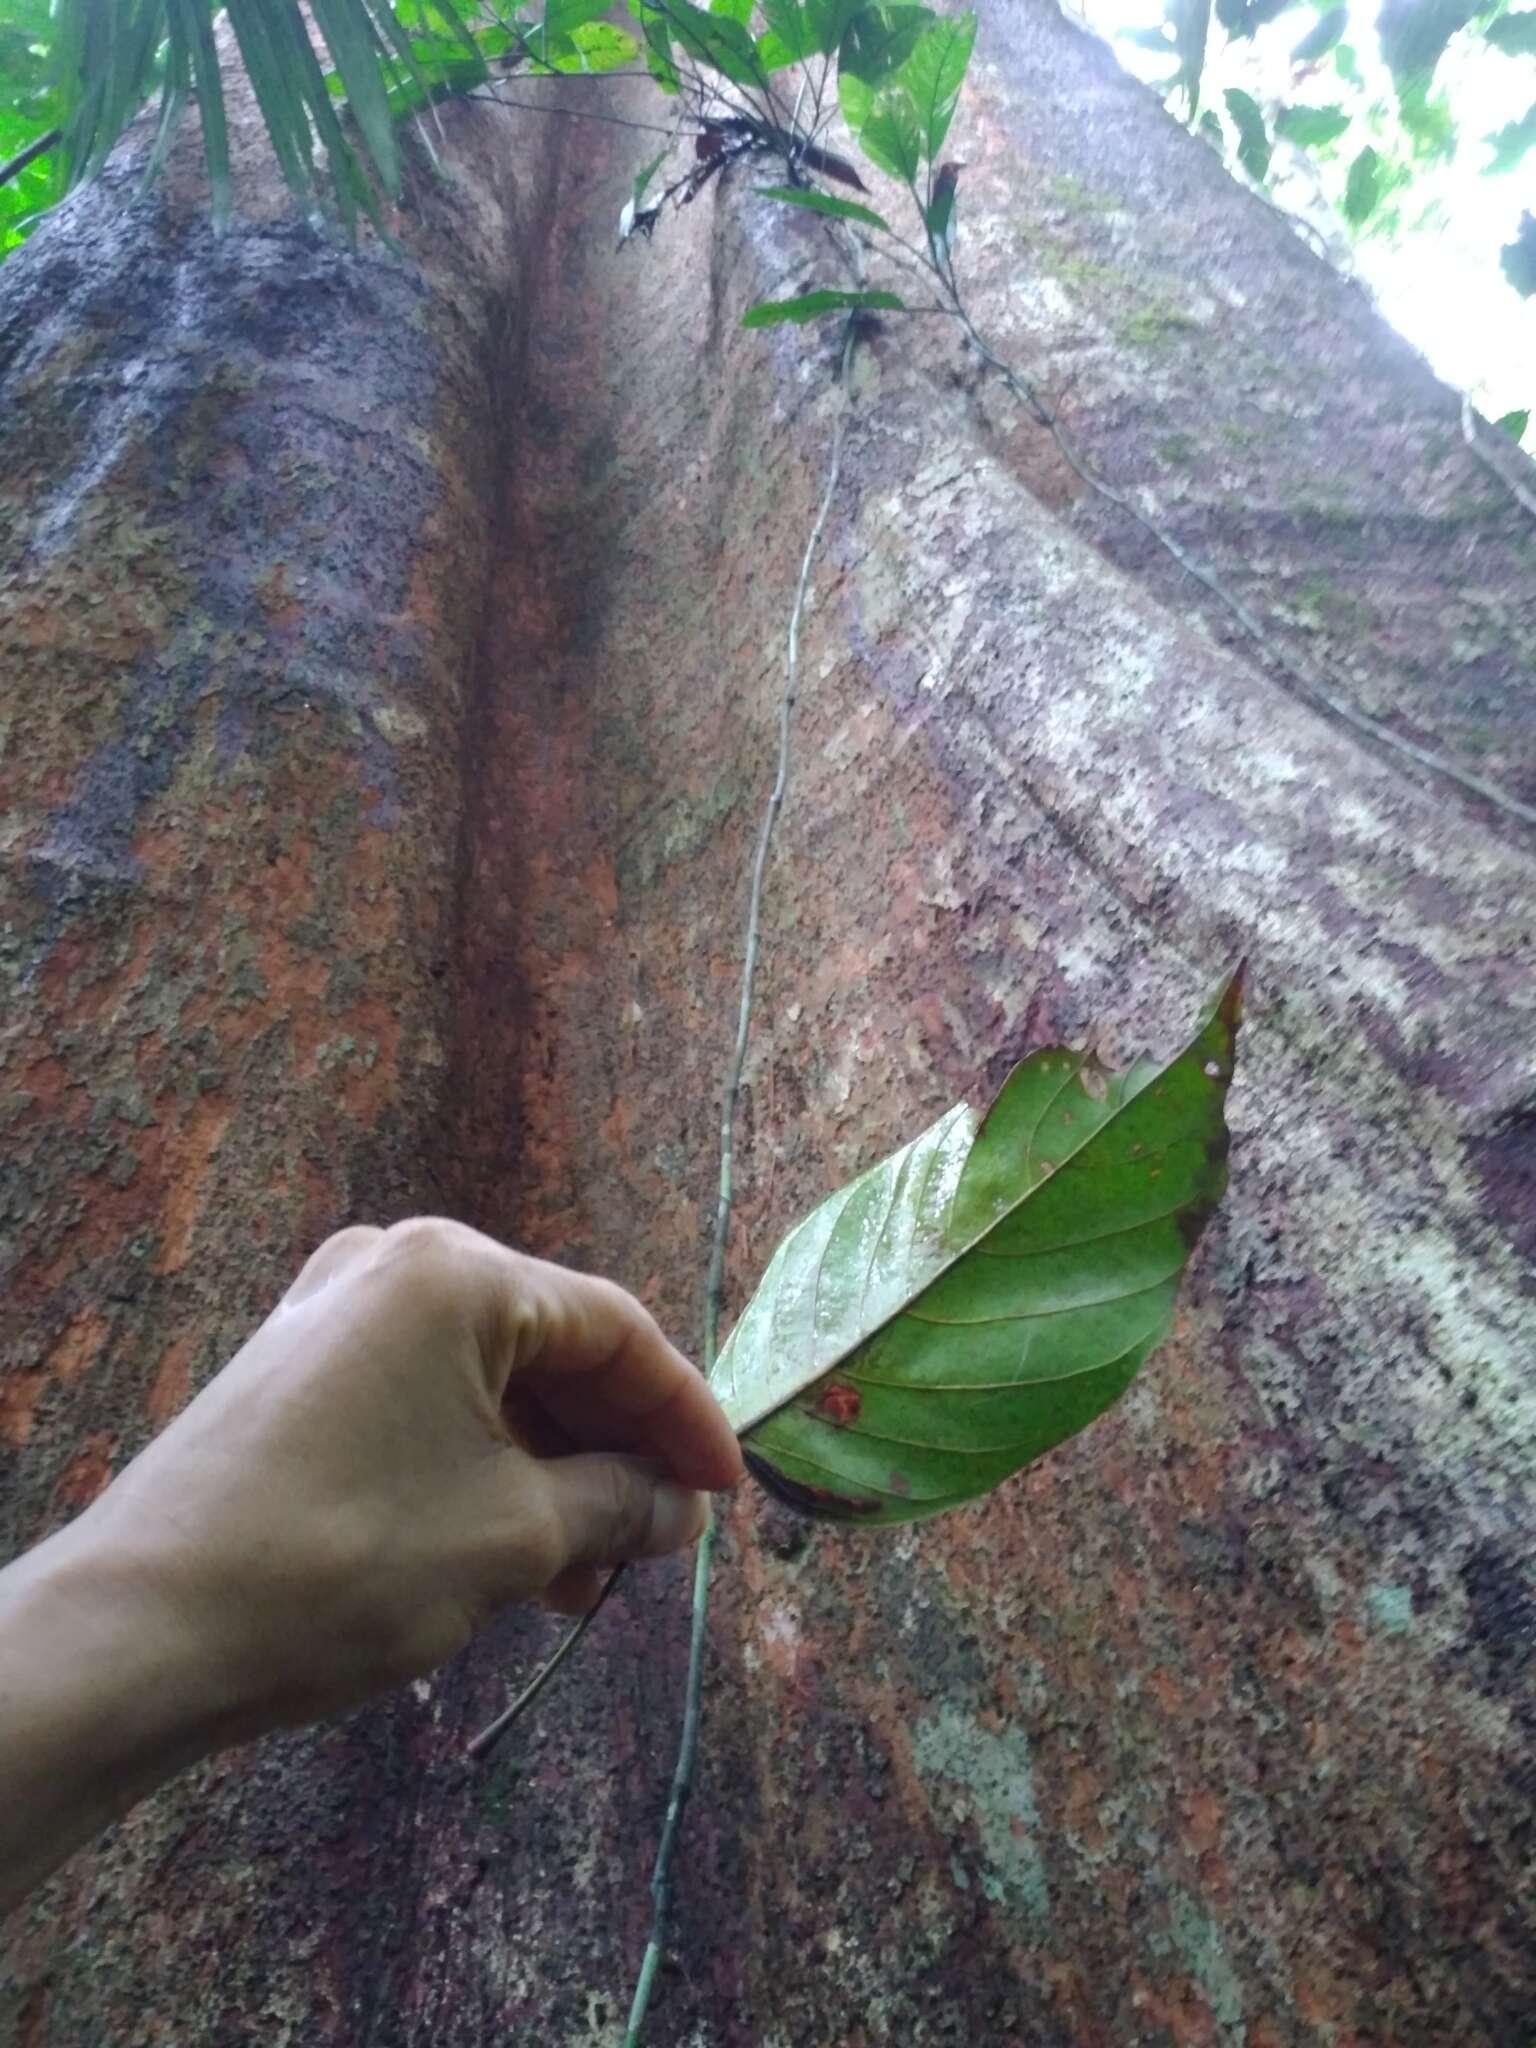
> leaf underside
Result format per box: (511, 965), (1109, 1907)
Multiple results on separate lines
(717, 972), (1242, 1524)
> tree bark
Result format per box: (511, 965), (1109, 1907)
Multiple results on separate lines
(4, 12), (1534, 2048)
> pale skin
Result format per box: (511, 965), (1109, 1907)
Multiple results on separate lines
(0, 1217), (744, 1917)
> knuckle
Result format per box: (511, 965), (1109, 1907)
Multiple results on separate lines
(597, 1460), (652, 1555)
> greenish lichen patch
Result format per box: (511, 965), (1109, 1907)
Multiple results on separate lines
(911, 1707), (1049, 1925)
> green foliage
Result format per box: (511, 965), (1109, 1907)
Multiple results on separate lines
(1274, 101), (1351, 144)
(840, 8), (973, 179)
(1485, 7), (1536, 50)
(1488, 102), (1536, 170)
(1503, 210), (1536, 291)
(1343, 139), (1383, 220)
(756, 182), (894, 231)
(1290, 7), (1346, 61)
(717, 977), (1241, 1524)
(741, 285), (905, 324)
(1169, 0), (1213, 115)
(1224, 85), (1271, 177)
(1495, 407), (1530, 440)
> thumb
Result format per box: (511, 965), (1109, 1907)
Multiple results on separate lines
(536, 1455), (708, 1576)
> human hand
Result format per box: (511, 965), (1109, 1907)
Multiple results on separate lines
(72, 1218), (742, 1740)
(2, 1219), (740, 1909)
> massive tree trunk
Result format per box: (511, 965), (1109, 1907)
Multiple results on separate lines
(3, 9), (1533, 2046)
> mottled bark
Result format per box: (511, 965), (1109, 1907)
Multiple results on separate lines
(3, 10), (1534, 2048)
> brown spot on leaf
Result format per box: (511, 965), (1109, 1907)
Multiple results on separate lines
(817, 1382), (863, 1426)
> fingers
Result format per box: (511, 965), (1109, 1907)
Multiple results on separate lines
(534, 1455), (708, 1578)
(282, 1225), (385, 1307)
(540, 1564), (605, 1616)
(509, 1258), (744, 1494)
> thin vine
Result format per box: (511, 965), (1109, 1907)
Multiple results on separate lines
(622, 316), (858, 2048)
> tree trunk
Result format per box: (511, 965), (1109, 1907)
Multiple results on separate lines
(3, 12), (1533, 2047)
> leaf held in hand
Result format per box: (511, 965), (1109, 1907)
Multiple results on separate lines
(718, 973), (1242, 1524)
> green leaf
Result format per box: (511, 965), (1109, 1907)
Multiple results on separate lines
(1290, 5), (1345, 61)
(1502, 210), (1536, 291)
(1273, 102), (1350, 145)
(719, 976), (1241, 1523)
(756, 182), (894, 231)
(169, 0), (231, 228)
(1215, 0), (1296, 34)
(550, 20), (639, 69)
(633, 145), (669, 207)
(756, 28), (801, 67)
(1487, 103), (1536, 172)
(804, 0), (867, 55)
(627, 0), (682, 90)
(1332, 39), (1360, 79)
(1198, 108), (1225, 146)
(711, 0), (754, 20)
(1397, 75), (1455, 156)
(741, 285), (906, 324)
(307, 0), (401, 197)
(1486, 7), (1536, 49)
(839, 4), (934, 82)
(1223, 86), (1271, 178)
(1167, 0), (1211, 116)
(760, 0), (814, 58)
(1343, 140), (1382, 221)
(900, 9), (975, 157)
(1495, 407), (1530, 440)
(1375, 0), (1475, 86)
(859, 89), (924, 178)
(659, 0), (764, 82)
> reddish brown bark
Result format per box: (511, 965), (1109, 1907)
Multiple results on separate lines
(4, 13), (1534, 2046)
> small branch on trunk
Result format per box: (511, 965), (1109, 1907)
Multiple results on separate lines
(0, 127), (61, 191)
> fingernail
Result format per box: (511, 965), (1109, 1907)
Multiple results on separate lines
(649, 1482), (705, 1553)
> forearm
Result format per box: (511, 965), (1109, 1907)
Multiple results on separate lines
(0, 1516), (228, 1916)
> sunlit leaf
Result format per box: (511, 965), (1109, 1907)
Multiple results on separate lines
(900, 9), (975, 157)
(718, 977), (1241, 1524)
(1224, 85), (1271, 178)
(1274, 102), (1350, 145)
(742, 285), (906, 324)
(549, 21), (639, 69)
(1375, 0), (1476, 86)
(855, 87), (924, 178)
(1290, 5), (1346, 61)
(760, 0), (814, 58)
(1215, 0), (1296, 38)
(1501, 209), (1536, 291)
(1168, 0), (1211, 116)
(756, 181), (894, 231)
(1495, 407), (1530, 440)
(1487, 103), (1536, 173)
(711, 0), (753, 21)
(1343, 140), (1382, 220)
(1485, 7), (1536, 49)
(1397, 75), (1455, 157)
